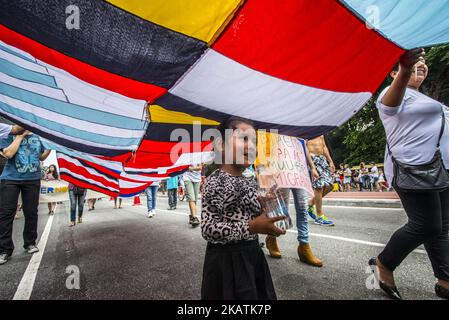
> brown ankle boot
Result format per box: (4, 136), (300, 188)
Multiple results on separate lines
(265, 235), (282, 258)
(298, 243), (323, 267)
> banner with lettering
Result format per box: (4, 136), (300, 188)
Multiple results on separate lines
(256, 132), (313, 194)
(40, 180), (69, 203)
(40, 180), (108, 203)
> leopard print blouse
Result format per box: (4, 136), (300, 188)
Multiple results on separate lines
(201, 169), (261, 244)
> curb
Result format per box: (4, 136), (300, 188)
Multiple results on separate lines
(151, 194), (403, 209)
(322, 198), (402, 209)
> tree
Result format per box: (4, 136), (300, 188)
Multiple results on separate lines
(421, 44), (449, 105)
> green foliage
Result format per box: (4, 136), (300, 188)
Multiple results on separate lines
(421, 44), (449, 104)
(328, 44), (449, 166)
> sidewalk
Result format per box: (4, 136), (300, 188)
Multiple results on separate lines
(153, 191), (403, 209)
(323, 191), (402, 209)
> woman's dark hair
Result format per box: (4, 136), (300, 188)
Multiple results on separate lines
(216, 116), (256, 137)
(48, 164), (59, 180)
(212, 116), (256, 163)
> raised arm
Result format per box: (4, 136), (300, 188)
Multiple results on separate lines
(381, 48), (425, 108)
(40, 149), (51, 161)
(1, 133), (26, 159)
(10, 125), (25, 135)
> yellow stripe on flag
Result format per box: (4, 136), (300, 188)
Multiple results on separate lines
(105, 0), (244, 43)
(149, 105), (220, 126)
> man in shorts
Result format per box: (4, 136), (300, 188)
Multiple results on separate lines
(183, 163), (202, 226)
(306, 136), (335, 226)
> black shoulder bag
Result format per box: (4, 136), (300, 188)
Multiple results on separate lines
(387, 110), (449, 192)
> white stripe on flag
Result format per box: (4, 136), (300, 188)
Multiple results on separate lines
(171, 49), (372, 127)
(0, 41), (148, 120)
(0, 46), (47, 74)
(124, 151), (214, 173)
(45, 65), (148, 120)
(0, 95), (144, 139)
(59, 167), (119, 193)
(42, 139), (124, 172)
(0, 72), (66, 101)
(0, 109), (141, 151)
(0, 40), (36, 61)
(57, 153), (118, 185)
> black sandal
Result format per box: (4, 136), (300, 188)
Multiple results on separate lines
(435, 283), (449, 300)
(368, 258), (402, 300)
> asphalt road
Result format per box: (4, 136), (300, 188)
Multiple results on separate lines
(0, 195), (443, 300)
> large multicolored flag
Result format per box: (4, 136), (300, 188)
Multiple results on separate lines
(1, 0), (449, 193)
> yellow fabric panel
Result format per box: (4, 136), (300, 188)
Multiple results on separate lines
(149, 105), (220, 126)
(105, 0), (244, 43)
(255, 131), (277, 167)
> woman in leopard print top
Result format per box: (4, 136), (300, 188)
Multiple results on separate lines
(200, 116), (285, 300)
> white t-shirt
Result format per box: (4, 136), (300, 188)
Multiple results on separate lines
(370, 166), (379, 178)
(377, 87), (448, 184)
(183, 164), (202, 182)
(0, 123), (12, 139)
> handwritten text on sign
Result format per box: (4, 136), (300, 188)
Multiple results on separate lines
(257, 133), (313, 194)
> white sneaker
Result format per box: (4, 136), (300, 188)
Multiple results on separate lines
(25, 245), (39, 254)
(147, 211), (154, 218)
(151, 209), (156, 216)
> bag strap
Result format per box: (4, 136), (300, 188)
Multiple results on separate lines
(437, 109), (446, 148)
(387, 108), (445, 158)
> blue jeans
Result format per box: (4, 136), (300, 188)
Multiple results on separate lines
(145, 186), (159, 211)
(291, 188), (309, 244)
(69, 190), (86, 222)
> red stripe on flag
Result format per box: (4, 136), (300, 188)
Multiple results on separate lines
(58, 157), (119, 191)
(103, 140), (212, 169)
(60, 173), (118, 198)
(213, 0), (404, 93)
(118, 180), (152, 197)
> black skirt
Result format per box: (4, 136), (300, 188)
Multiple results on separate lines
(201, 239), (277, 300)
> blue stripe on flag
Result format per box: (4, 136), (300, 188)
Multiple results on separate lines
(0, 58), (58, 88)
(0, 101), (142, 147)
(0, 43), (35, 62)
(341, 0), (449, 49)
(0, 82), (146, 130)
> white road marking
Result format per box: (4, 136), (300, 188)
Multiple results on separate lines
(147, 207), (425, 255)
(288, 230), (426, 254)
(13, 211), (55, 300)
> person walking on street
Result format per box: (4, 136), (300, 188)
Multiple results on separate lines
(0, 130), (50, 265)
(201, 116), (285, 300)
(184, 164), (202, 226)
(370, 49), (449, 300)
(44, 164), (59, 215)
(306, 136), (335, 226)
(68, 183), (86, 227)
(167, 176), (179, 210)
(88, 198), (97, 211)
(145, 182), (159, 218)
(113, 196), (122, 209)
(266, 139), (323, 267)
